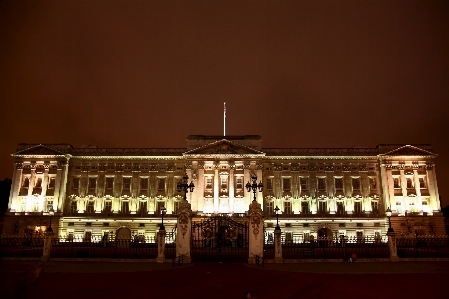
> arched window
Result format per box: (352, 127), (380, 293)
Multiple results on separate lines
(22, 177), (29, 187)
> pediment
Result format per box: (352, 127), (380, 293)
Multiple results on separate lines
(382, 145), (435, 157)
(13, 144), (67, 156)
(183, 139), (265, 156)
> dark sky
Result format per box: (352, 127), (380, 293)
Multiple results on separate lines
(1, 1), (448, 206)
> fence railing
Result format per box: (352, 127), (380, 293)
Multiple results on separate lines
(397, 235), (449, 258)
(0, 236), (45, 258)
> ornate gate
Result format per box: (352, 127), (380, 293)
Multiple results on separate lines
(191, 215), (249, 262)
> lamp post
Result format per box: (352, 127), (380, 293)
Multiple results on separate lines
(245, 173), (263, 202)
(160, 206), (166, 230)
(274, 206), (280, 230)
(46, 207), (54, 233)
(385, 207), (393, 233)
(177, 173), (195, 202)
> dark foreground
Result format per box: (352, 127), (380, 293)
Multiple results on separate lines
(1, 260), (448, 299)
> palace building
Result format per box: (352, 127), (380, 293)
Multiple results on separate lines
(3, 135), (445, 242)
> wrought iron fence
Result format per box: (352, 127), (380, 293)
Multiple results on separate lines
(397, 235), (449, 258)
(278, 236), (389, 260)
(0, 235), (45, 258)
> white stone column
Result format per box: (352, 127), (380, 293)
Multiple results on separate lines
(426, 164), (440, 212)
(274, 227), (283, 263)
(256, 165), (263, 206)
(387, 231), (398, 261)
(413, 170), (422, 212)
(229, 166), (235, 213)
(248, 200), (264, 264)
(9, 163), (23, 212)
(197, 162), (205, 212)
(156, 230), (166, 263)
(400, 169), (408, 211)
(42, 231), (54, 261)
(176, 200), (192, 263)
(214, 165), (219, 213)
(244, 164), (252, 209)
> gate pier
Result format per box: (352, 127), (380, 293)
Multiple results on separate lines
(176, 200), (193, 263)
(248, 200), (264, 264)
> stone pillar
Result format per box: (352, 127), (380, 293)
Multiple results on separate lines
(229, 165), (235, 213)
(42, 231), (54, 261)
(426, 164), (440, 213)
(387, 231), (398, 261)
(9, 163), (23, 212)
(214, 164), (219, 213)
(274, 227), (283, 263)
(156, 229), (166, 263)
(248, 200), (264, 264)
(176, 200), (192, 263)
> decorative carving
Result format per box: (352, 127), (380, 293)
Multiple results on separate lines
(397, 163), (405, 170)
(273, 164), (282, 171)
(132, 163), (141, 172)
(98, 164), (107, 172)
(342, 165), (350, 171)
(115, 164), (124, 172)
(81, 164), (90, 172)
(213, 161), (220, 170)
(385, 163), (393, 170)
(256, 163), (263, 170)
(229, 163), (236, 170)
(249, 200), (263, 239)
(178, 212), (189, 237)
(425, 163), (434, 170)
(167, 164), (175, 171)
(325, 165), (334, 171)
(185, 162), (192, 170)
(244, 162), (251, 169)
(15, 162), (23, 169)
(149, 164), (158, 171)
(291, 164), (300, 171)
(197, 162), (204, 169)
(308, 165), (316, 171)
(359, 164), (367, 171)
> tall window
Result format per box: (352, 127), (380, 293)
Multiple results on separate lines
(393, 178), (400, 189)
(122, 201), (129, 214)
(284, 201), (291, 214)
(46, 200), (53, 212)
(283, 178), (291, 191)
(317, 178), (326, 191)
(140, 178), (148, 190)
(301, 201), (309, 214)
(87, 201), (94, 213)
(70, 201), (77, 213)
(123, 178), (131, 190)
(369, 177), (377, 190)
(22, 177), (30, 187)
(266, 178), (273, 190)
(266, 201), (273, 214)
(139, 201), (147, 214)
(35, 178), (43, 188)
(352, 178), (360, 190)
(318, 201), (327, 213)
(300, 178), (308, 190)
(236, 177), (243, 189)
(336, 202), (344, 215)
(419, 177), (426, 189)
(48, 178), (56, 189)
(205, 177), (212, 189)
(158, 178), (165, 191)
(221, 177), (228, 189)
(406, 178), (413, 189)
(371, 201), (378, 213)
(335, 178), (343, 190)
(354, 202), (362, 214)
(104, 201), (112, 213)
(72, 178), (80, 190)
(89, 177), (96, 190)
(106, 177), (114, 189)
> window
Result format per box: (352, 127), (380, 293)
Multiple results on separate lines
(73, 177), (80, 189)
(46, 201), (53, 212)
(104, 201), (112, 213)
(266, 201), (273, 214)
(369, 177), (377, 190)
(22, 177), (29, 187)
(48, 178), (56, 189)
(419, 178), (426, 189)
(406, 178), (413, 189)
(336, 202), (344, 215)
(266, 178), (273, 190)
(84, 231), (92, 242)
(89, 177), (96, 190)
(356, 231), (363, 240)
(317, 178), (326, 191)
(122, 201), (129, 214)
(123, 178), (131, 190)
(70, 201), (77, 213)
(303, 232), (310, 242)
(221, 177), (228, 189)
(371, 201), (379, 213)
(352, 178), (360, 190)
(140, 178), (148, 190)
(318, 201), (327, 213)
(393, 178), (400, 189)
(354, 202), (362, 214)
(205, 177), (212, 189)
(300, 178), (308, 190)
(335, 178), (343, 190)
(35, 178), (42, 188)
(139, 201), (147, 214)
(236, 177), (243, 189)
(87, 201), (94, 213)
(301, 201), (309, 214)
(106, 177), (114, 189)
(283, 178), (291, 191)
(284, 201), (291, 214)
(396, 201), (402, 213)
(158, 178), (165, 191)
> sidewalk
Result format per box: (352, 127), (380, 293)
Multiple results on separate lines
(1, 260), (448, 299)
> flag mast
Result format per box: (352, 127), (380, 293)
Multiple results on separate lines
(224, 102), (226, 136)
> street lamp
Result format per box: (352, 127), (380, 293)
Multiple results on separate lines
(274, 206), (280, 230)
(177, 173), (195, 202)
(160, 206), (166, 230)
(385, 207), (394, 233)
(46, 207), (54, 233)
(245, 173), (263, 202)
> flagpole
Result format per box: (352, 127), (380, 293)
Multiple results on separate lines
(224, 102), (226, 136)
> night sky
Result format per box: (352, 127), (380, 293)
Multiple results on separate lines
(1, 1), (448, 206)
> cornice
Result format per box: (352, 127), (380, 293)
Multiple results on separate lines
(12, 154), (71, 159)
(265, 156), (377, 160)
(72, 156), (184, 160)
(183, 154), (265, 159)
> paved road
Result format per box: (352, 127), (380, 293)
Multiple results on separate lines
(1, 260), (448, 299)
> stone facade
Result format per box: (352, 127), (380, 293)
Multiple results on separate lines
(4, 136), (445, 241)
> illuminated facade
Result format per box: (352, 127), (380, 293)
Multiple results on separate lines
(4, 135), (445, 240)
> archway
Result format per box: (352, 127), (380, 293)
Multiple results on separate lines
(116, 227), (131, 239)
(317, 227), (332, 247)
